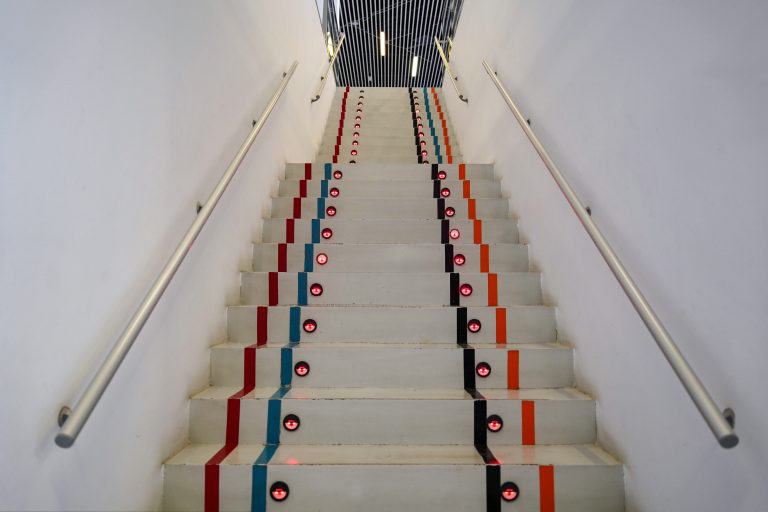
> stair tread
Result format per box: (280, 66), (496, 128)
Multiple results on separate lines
(212, 341), (570, 350)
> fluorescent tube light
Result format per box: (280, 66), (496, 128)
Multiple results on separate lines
(411, 55), (419, 77)
(380, 31), (386, 57)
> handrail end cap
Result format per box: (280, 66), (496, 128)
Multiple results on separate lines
(719, 433), (739, 449)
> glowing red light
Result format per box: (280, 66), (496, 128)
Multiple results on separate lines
(501, 482), (520, 502)
(449, 229), (460, 240)
(418, 124), (423, 129)
(437, 171), (447, 179)
(359, 95), (364, 100)
(445, 207), (456, 217)
(355, 123), (361, 129)
(417, 116), (422, 122)
(460, 283), (473, 296)
(333, 170), (343, 179)
(487, 414), (503, 432)
(454, 254), (466, 265)
(352, 140), (359, 146)
(420, 140), (427, 146)
(355, 116), (361, 121)
(303, 319), (317, 333)
(270, 482), (289, 501)
(321, 228), (333, 239)
(294, 361), (310, 376)
(468, 319), (482, 333)
(316, 253), (328, 265)
(440, 188), (451, 197)
(416, 109), (420, 114)
(418, 132), (425, 138)
(283, 414), (300, 431)
(353, 132), (360, 137)
(350, 150), (358, 156)
(476, 362), (491, 377)
(329, 187), (340, 197)
(422, 150), (429, 157)
(310, 283), (324, 296)
(326, 206), (337, 217)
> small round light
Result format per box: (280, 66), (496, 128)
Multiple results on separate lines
(358, 95), (364, 100)
(270, 482), (289, 502)
(294, 361), (310, 376)
(356, 108), (362, 113)
(449, 228), (460, 240)
(355, 116), (361, 121)
(416, 109), (420, 114)
(333, 170), (343, 179)
(352, 140), (359, 146)
(454, 254), (466, 266)
(349, 160), (356, 164)
(445, 207), (456, 217)
(359, 89), (364, 92)
(350, 150), (358, 156)
(423, 161), (430, 164)
(437, 170), (447, 179)
(326, 206), (337, 217)
(310, 283), (324, 296)
(416, 116), (422, 122)
(353, 132), (360, 137)
(303, 319), (317, 333)
(330, 187), (340, 197)
(283, 414), (300, 431)
(476, 362), (491, 377)
(420, 140), (427, 146)
(440, 188), (451, 197)
(357, 101), (363, 106)
(321, 228), (333, 239)
(487, 414), (503, 432)
(468, 319), (482, 333)
(316, 253), (328, 265)
(501, 482), (520, 502)
(460, 283), (473, 296)
(418, 124), (423, 129)
(422, 150), (429, 157)
(355, 123), (361, 129)
(418, 132), (425, 138)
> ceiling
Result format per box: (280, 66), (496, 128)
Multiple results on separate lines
(323, 0), (464, 88)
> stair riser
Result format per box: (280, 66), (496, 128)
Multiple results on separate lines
(277, 180), (500, 198)
(284, 163), (493, 181)
(210, 345), (574, 390)
(227, 306), (556, 344)
(319, 144), (461, 157)
(163, 463), (623, 512)
(270, 197), (509, 219)
(252, 243), (530, 273)
(240, 272), (542, 306)
(320, 134), (458, 146)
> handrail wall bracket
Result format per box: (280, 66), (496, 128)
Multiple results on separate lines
(312, 34), (345, 103)
(435, 37), (468, 103)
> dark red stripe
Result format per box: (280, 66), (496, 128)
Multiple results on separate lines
(277, 243), (287, 272)
(304, 163), (311, 180)
(285, 219), (294, 243)
(268, 272), (278, 306)
(299, 180), (307, 198)
(257, 306), (268, 345)
(292, 197), (301, 219)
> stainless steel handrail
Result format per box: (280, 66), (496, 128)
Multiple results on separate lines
(481, 59), (738, 448)
(311, 34), (345, 103)
(55, 61), (299, 448)
(435, 36), (468, 103)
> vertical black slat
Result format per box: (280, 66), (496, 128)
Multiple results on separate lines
(433, 180), (440, 198)
(437, 198), (445, 219)
(457, 306), (467, 344)
(474, 399), (487, 448)
(450, 272), (459, 306)
(441, 219), (449, 244)
(431, 163), (439, 179)
(444, 244), (454, 272)
(462, 345), (474, 386)
(486, 465), (501, 512)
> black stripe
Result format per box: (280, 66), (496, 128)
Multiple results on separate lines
(431, 163), (438, 178)
(450, 272), (460, 306)
(457, 306), (467, 344)
(437, 198), (445, 219)
(441, 219), (449, 244)
(445, 244), (454, 272)
(486, 466), (501, 512)
(474, 400), (488, 449)
(462, 346), (475, 385)
(433, 180), (440, 198)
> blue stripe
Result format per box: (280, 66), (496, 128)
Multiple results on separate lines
(297, 272), (307, 305)
(280, 346), (294, 387)
(320, 179), (328, 198)
(289, 306), (301, 343)
(304, 243), (314, 272)
(324, 162), (332, 180)
(265, 398), (282, 445)
(317, 197), (326, 219)
(250, 463), (269, 512)
(311, 219), (320, 243)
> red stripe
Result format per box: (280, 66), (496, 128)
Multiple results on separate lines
(299, 180), (307, 198)
(488, 274), (498, 306)
(539, 465), (555, 512)
(458, 164), (466, 180)
(304, 163), (311, 180)
(332, 155), (338, 163)
(463, 180), (471, 199)
(522, 400), (536, 445)
(285, 219), (294, 243)
(336, 135), (341, 146)
(507, 350), (519, 389)
(468, 198), (476, 220)
(480, 244), (490, 273)
(292, 197), (301, 219)
(277, 243), (287, 272)
(473, 220), (483, 244)
(495, 307), (506, 344)
(256, 306), (268, 345)
(268, 272), (278, 306)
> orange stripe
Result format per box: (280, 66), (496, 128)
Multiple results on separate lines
(473, 219), (483, 244)
(522, 400), (536, 445)
(458, 163), (466, 180)
(468, 198), (476, 220)
(507, 350), (519, 389)
(495, 307), (506, 344)
(539, 465), (555, 512)
(447, 155), (453, 164)
(480, 244), (489, 272)
(488, 274), (498, 306)
(463, 180), (471, 199)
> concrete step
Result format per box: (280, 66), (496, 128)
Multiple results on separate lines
(277, 179), (502, 198)
(269, 197), (509, 219)
(284, 163), (493, 180)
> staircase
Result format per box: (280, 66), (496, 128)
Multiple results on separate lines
(163, 87), (624, 511)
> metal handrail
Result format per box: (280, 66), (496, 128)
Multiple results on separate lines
(481, 59), (738, 448)
(435, 36), (468, 103)
(311, 34), (345, 103)
(55, 61), (299, 448)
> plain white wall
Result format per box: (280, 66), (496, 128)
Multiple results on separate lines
(444, 1), (768, 511)
(0, 1), (333, 510)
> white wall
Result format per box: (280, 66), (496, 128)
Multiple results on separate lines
(444, 1), (768, 510)
(0, 1), (333, 510)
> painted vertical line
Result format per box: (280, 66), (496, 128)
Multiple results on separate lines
(256, 306), (268, 346)
(480, 244), (490, 273)
(487, 274), (498, 307)
(473, 399), (488, 447)
(463, 180), (471, 199)
(522, 400), (536, 445)
(268, 272), (278, 306)
(324, 162), (332, 180)
(285, 219), (295, 244)
(441, 219), (449, 244)
(468, 198), (477, 220)
(297, 273), (308, 305)
(320, 179), (329, 198)
(433, 179), (440, 198)
(495, 308), (507, 345)
(292, 197), (302, 219)
(311, 219), (320, 244)
(280, 346), (294, 387)
(486, 465), (501, 512)
(277, 243), (287, 272)
(299, 179), (307, 198)
(507, 350), (520, 389)
(289, 306), (301, 343)
(437, 198), (446, 219)
(539, 465), (556, 512)
(303, 244), (314, 273)
(459, 164), (466, 180)
(474, 220), (483, 244)
(265, 399), (282, 445)
(317, 197), (326, 219)
(304, 162), (312, 180)
(450, 272), (460, 306)
(444, 244), (454, 272)
(457, 306), (468, 344)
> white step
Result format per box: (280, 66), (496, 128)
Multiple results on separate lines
(277, 179), (500, 198)
(269, 197), (509, 219)
(284, 163), (493, 181)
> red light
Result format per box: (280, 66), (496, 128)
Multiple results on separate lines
(283, 414), (300, 431)
(487, 414), (503, 432)
(445, 207), (455, 217)
(416, 109), (420, 114)
(449, 229), (460, 239)
(329, 187), (340, 197)
(357, 102), (363, 106)
(355, 123), (361, 129)
(303, 319), (317, 333)
(310, 283), (324, 296)
(422, 150), (429, 157)
(321, 228), (333, 239)
(270, 482), (289, 502)
(468, 319), (482, 333)
(350, 150), (357, 156)
(417, 116), (422, 122)
(333, 170), (343, 179)
(359, 95), (364, 100)
(353, 132), (360, 137)
(500, 482), (519, 502)
(316, 253), (328, 265)
(356, 108), (362, 113)
(454, 254), (466, 265)
(355, 116), (361, 121)
(476, 362), (491, 377)
(294, 361), (310, 376)
(437, 171), (447, 179)
(440, 188), (451, 197)
(352, 140), (359, 146)
(423, 161), (430, 164)
(420, 140), (427, 146)
(325, 206), (337, 217)
(460, 283), (473, 296)
(418, 132), (425, 138)
(418, 124), (423, 129)
(349, 160), (356, 164)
